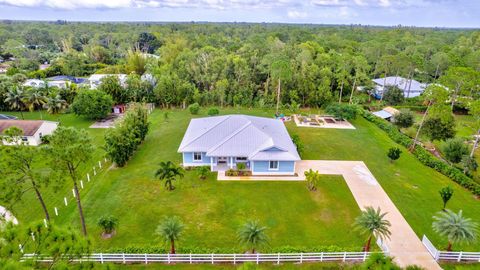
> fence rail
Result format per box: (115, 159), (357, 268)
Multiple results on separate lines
(422, 235), (480, 263)
(23, 252), (379, 264)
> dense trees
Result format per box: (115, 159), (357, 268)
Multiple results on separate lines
(71, 90), (113, 119)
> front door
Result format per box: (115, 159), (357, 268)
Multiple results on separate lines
(218, 157), (227, 164)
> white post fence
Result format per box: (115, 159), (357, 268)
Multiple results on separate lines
(422, 235), (480, 263)
(22, 252), (379, 264)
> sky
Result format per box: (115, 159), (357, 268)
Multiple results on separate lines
(0, 0), (479, 28)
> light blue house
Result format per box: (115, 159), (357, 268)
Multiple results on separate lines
(178, 115), (300, 175)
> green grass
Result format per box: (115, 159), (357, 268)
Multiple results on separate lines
(3, 108), (480, 253)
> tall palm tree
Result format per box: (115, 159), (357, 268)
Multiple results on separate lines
(237, 220), (268, 253)
(44, 95), (67, 114)
(4, 86), (27, 119)
(155, 161), (184, 191)
(354, 207), (392, 252)
(25, 89), (46, 119)
(156, 216), (184, 254)
(432, 210), (478, 251)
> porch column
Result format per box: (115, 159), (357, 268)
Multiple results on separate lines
(210, 157), (213, 171)
(229, 157), (233, 169)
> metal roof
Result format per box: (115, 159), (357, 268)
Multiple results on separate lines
(372, 110), (393, 119)
(178, 115), (300, 161)
(372, 76), (427, 98)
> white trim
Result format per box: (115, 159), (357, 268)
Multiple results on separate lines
(269, 160), (279, 171)
(252, 171), (295, 176)
(183, 163), (210, 167)
(193, 152), (202, 162)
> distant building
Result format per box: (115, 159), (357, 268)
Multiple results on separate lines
(23, 79), (46, 88)
(46, 75), (88, 88)
(88, 74), (127, 89)
(372, 106), (400, 122)
(0, 120), (58, 146)
(372, 76), (427, 98)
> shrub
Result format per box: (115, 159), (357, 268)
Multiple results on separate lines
(442, 138), (469, 164)
(291, 134), (304, 157)
(207, 107), (219, 116)
(325, 103), (359, 120)
(422, 117), (456, 142)
(71, 90), (114, 120)
(97, 216), (118, 234)
(188, 103), (200, 115)
(387, 147), (402, 162)
(196, 166), (210, 180)
(393, 109), (414, 128)
(226, 169), (239, 176)
(236, 163), (246, 171)
(362, 110), (480, 196)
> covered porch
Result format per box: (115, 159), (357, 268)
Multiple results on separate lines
(209, 156), (250, 171)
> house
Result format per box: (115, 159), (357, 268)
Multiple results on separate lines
(0, 120), (58, 146)
(88, 74), (127, 89)
(372, 76), (427, 98)
(178, 115), (300, 176)
(372, 106), (400, 121)
(23, 79), (46, 88)
(46, 75), (88, 89)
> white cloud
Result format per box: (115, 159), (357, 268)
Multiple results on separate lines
(287, 10), (308, 19)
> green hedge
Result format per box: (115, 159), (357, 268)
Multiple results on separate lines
(103, 245), (362, 254)
(362, 110), (480, 196)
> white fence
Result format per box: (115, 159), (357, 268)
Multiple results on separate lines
(23, 252), (379, 264)
(422, 235), (480, 263)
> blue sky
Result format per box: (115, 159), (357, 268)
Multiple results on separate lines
(0, 0), (478, 28)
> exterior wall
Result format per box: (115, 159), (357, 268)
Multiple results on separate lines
(1, 121), (58, 146)
(252, 161), (296, 175)
(182, 152), (211, 166)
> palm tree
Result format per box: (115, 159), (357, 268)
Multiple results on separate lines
(44, 95), (67, 114)
(432, 210), (478, 251)
(155, 161), (184, 191)
(237, 220), (268, 253)
(25, 89), (46, 119)
(304, 169), (320, 191)
(156, 216), (184, 254)
(4, 86), (27, 119)
(354, 207), (392, 252)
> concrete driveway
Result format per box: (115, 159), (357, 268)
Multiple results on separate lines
(296, 160), (441, 270)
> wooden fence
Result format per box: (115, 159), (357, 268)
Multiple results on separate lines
(23, 252), (379, 264)
(422, 235), (480, 263)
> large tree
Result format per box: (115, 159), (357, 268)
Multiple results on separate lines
(71, 90), (113, 120)
(45, 127), (94, 236)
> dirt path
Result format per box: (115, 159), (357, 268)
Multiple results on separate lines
(296, 160), (441, 270)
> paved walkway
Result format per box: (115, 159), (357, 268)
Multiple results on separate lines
(296, 160), (441, 270)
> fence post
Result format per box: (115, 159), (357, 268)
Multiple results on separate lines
(100, 253), (103, 264)
(363, 252), (367, 261)
(457, 251), (462, 262)
(167, 253), (170, 264)
(64, 197), (68, 206)
(320, 252), (323, 262)
(343, 251), (346, 262)
(435, 250), (440, 261)
(122, 253), (125, 264)
(277, 253), (280, 264)
(189, 253), (192, 264)
(233, 253), (236, 265)
(256, 253), (259, 264)
(211, 253), (214, 264)
(144, 253), (148, 264)
(300, 253), (303, 263)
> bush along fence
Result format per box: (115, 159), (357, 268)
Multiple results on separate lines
(362, 110), (480, 196)
(422, 235), (480, 263)
(22, 251), (383, 265)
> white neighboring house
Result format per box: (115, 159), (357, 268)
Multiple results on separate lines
(23, 79), (46, 88)
(88, 74), (127, 89)
(372, 76), (427, 98)
(0, 120), (59, 146)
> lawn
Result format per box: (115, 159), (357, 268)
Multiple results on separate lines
(2, 107), (480, 253)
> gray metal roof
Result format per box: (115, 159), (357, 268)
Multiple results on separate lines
(372, 110), (393, 119)
(372, 76), (427, 98)
(178, 115), (300, 161)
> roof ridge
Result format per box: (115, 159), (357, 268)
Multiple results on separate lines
(206, 119), (253, 156)
(178, 115), (231, 151)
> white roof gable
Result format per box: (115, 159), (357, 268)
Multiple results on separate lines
(178, 115), (300, 161)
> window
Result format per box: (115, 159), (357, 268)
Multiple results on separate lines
(269, 161), (279, 170)
(193, 152), (202, 161)
(236, 157), (247, 161)
(22, 137), (28, 142)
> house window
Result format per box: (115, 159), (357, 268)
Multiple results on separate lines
(21, 137), (28, 142)
(236, 157), (247, 161)
(193, 152), (202, 161)
(269, 161), (279, 170)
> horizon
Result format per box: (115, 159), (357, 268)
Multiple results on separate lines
(0, 0), (479, 28)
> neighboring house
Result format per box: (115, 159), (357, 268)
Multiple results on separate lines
(23, 79), (46, 88)
(0, 120), (58, 146)
(88, 74), (127, 89)
(46, 75), (88, 89)
(372, 106), (400, 122)
(178, 115), (300, 176)
(372, 76), (427, 98)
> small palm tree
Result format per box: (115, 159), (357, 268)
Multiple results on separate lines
(196, 166), (209, 180)
(237, 220), (268, 253)
(304, 169), (320, 191)
(44, 95), (68, 114)
(4, 86), (27, 119)
(97, 215), (118, 235)
(155, 161), (184, 191)
(354, 207), (391, 252)
(25, 89), (47, 119)
(156, 216), (184, 254)
(432, 210), (478, 251)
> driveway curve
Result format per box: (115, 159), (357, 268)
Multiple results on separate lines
(296, 160), (441, 270)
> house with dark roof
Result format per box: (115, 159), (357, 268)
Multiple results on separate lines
(0, 120), (59, 146)
(178, 115), (300, 175)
